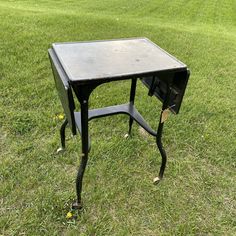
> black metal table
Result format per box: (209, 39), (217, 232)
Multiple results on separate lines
(48, 38), (190, 209)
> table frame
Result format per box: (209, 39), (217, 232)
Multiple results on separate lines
(48, 40), (189, 209)
(71, 77), (171, 209)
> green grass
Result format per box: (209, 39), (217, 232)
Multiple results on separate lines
(0, 0), (236, 235)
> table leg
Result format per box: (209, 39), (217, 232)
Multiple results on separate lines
(73, 99), (89, 209)
(128, 78), (137, 135)
(154, 83), (171, 184)
(57, 119), (68, 153)
(155, 120), (167, 183)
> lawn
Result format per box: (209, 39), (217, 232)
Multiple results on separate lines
(0, 0), (235, 235)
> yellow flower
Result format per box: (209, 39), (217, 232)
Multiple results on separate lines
(66, 211), (73, 219)
(58, 113), (65, 120)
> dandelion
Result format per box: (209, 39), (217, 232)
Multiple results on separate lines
(66, 211), (73, 219)
(58, 114), (64, 120)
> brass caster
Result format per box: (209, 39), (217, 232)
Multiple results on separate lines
(66, 200), (82, 220)
(72, 201), (83, 210)
(153, 176), (161, 185)
(56, 147), (65, 154)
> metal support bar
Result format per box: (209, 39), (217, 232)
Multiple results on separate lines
(74, 103), (157, 137)
(128, 78), (137, 135)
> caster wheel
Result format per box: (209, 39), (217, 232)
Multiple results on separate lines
(56, 147), (65, 154)
(72, 201), (83, 210)
(153, 176), (161, 185)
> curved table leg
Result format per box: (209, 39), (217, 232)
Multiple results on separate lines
(154, 120), (167, 184)
(73, 153), (88, 209)
(73, 99), (89, 209)
(57, 119), (68, 153)
(153, 83), (171, 184)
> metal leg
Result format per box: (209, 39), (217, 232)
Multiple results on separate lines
(57, 119), (68, 153)
(153, 83), (171, 184)
(153, 120), (166, 184)
(73, 99), (89, 209)
(128, 78), (137, 135)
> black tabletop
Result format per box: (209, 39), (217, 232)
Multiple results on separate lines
(52, 38), (187, 83)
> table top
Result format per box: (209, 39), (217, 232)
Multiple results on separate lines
(52, 38), (187, 83)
